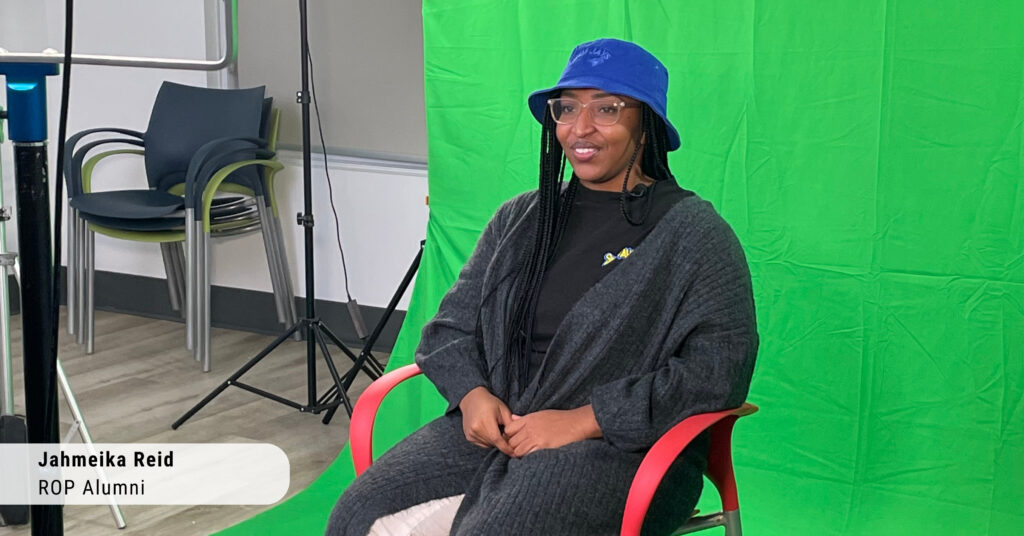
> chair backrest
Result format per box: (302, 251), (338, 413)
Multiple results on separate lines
(144, 82), (266, 192)
(249, 97), (276, 194)
(260, 97), (274, 143)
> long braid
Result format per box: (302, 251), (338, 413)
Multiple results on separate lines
(619, 105), (675, 225)
(503, 113), (571, 392)
(554, 165), (579, 248)
(501, 104), (675, 391)
(618, 133), (645, 225)
(640, 105), (673, 180)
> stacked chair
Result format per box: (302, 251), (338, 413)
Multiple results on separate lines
(63, 81), (297, 372)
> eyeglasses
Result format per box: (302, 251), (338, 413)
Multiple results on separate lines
(546, 97), (641, 126)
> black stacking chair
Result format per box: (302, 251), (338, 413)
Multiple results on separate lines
(64, 81), (296, 371)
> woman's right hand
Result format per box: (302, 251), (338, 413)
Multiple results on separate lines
(458, 386), (515, 456)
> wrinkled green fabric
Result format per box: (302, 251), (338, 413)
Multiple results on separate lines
(220, 1), (1024, 534)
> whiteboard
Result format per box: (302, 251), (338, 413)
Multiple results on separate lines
(237, 0), (427, 162)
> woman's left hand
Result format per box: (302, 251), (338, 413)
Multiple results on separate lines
(503, 405), (602, 458)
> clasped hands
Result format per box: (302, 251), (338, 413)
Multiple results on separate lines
(458, 386), (601, 458)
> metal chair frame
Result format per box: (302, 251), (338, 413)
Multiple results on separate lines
(349, 364), (757, 536)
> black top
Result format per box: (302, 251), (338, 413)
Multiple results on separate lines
(528, 178), (693, 382)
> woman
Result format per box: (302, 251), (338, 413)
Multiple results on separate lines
(328, 38), (757, 536)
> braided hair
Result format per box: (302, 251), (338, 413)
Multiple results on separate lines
(620, 105), (675, 224)
(501, 100), (676, 392)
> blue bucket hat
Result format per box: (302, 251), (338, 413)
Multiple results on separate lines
(528, 38), (680, 151)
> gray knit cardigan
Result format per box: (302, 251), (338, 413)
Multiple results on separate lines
(328, 190), (758, 536)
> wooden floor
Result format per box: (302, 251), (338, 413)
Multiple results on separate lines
(1, 309), (379, 536)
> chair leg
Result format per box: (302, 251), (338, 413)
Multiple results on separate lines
(270, 212), (299, 340)
(272, 214), (299, 329)
(67, 207), (78, 336)
(189, 218), (211, 371)
(75, 214), (87, 346)
(722, 510), (742, 536)
(192, 217), (203, 364)
(159, 243), (181, 312)
(185, 209), (195, 351)
(85, 227), (95, 355)
(171, 242), (187, 319)
(271, 212), (294, 326)
(199, 228), (211, 372)
(256, 202), (287, 325)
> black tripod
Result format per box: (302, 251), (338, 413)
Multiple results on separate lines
(174, 0), (410, 429)
(321, 240), (423, 424)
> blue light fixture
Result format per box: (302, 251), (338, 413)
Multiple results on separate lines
(0, 62), (60, 142)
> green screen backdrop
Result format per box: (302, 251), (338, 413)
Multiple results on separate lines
(221, 1), (1024, 534)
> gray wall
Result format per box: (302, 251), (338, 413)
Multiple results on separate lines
(237, 0), (427, 162)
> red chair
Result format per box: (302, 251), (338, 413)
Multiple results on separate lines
(349, 364), (757, 536)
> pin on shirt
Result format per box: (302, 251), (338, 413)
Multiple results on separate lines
(602, 247), (634, 267)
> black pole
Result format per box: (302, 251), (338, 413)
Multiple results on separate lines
(12, 142), (63, 534)
(298, 0), (317, 408)
(174, 0), (411, 428)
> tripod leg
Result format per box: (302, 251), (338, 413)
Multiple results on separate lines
(346, 239), (424, 378)
(322, 359), (367, 425)
(57, 362), (127, 529)
(318, 321), (381, 427)
(311, 327), (352, 416)
(0, 259), (13, 417)
(321, 397), (349, 424)
(323, 356), (369, 424)
(172, 320), (304, 429)
(319, 323), (383, 379)
(0, 248), (27, 526)
(321, 388), (344, 424)
(321, 241), (425, 423)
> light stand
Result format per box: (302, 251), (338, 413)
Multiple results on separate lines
(173, 0), (388, 429)
(0, 62), (63, 536)
(320, 240), (423, 424)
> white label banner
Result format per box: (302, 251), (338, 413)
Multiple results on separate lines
(0, 443), (290, 505)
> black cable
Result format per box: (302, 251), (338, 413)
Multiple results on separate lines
(47, 0), (73, 447)
(306, 49), (354, 301)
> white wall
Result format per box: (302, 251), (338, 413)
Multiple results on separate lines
(237, 0), (428, 161)
(0, 0), (428, 310)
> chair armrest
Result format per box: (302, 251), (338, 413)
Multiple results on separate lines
(197, 159), (283, 231)
(351, 364), (423, 476)
(183, 136), (267, 201)
(620, 404), (758, 536)
(64, 127), (144, 189)
(72, 139), (145, 196)
(188, 146), (276, 209)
